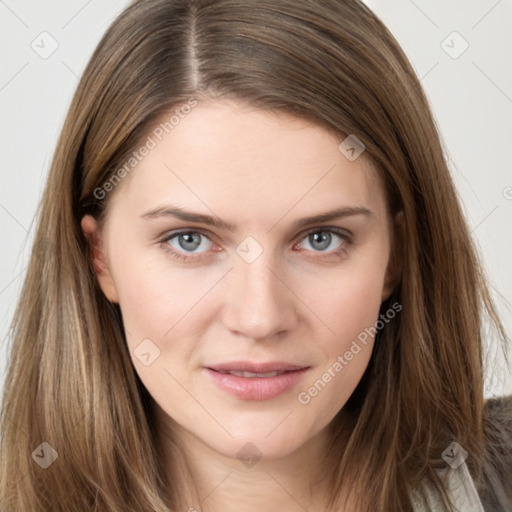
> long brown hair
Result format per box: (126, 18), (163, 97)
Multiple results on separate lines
(1, 0), (508, 510)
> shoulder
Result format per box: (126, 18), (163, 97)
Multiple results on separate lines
(478, 394), (512, 511)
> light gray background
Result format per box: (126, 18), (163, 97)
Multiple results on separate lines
(1, 0), (511, 400)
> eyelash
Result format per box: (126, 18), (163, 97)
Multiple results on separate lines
(158, 227), (353, 262)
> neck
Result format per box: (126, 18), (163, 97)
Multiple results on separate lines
(154, 407), (346, 512)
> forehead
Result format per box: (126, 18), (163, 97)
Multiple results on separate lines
(107, 100), (386, 223)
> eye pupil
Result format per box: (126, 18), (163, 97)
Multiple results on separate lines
(309, 231), (331, 251)
(179, 232), (201, 251)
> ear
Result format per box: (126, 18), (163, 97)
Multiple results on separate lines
(81, 214), (119, 303)
(381, 210), (404, 302)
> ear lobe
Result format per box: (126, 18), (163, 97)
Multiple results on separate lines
(81, 214), (119, 303)
(382, 211), (404, 302)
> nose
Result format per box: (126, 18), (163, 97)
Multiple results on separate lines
(221, 251), (299, 341)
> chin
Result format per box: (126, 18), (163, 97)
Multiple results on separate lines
(200, 422), (317, 463)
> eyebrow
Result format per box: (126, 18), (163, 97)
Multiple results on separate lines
(140, 205), (374, 232)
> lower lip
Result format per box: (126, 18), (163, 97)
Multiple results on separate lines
(204, 368), (310, 401)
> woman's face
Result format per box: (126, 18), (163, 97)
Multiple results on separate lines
(82, 100), (400, 461)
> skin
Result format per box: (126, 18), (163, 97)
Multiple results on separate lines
(82, 99), (402, 511)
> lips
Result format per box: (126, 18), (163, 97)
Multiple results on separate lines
(216, 370), (285, 378)
(204, 361), (310, 401)
(207, 361), (308, 373)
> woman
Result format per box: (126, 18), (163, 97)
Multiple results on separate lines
(0, 0), (510, 510)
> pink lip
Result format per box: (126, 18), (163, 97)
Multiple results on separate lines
(204, 361), (310, 401)
(207, 361), (307, 373)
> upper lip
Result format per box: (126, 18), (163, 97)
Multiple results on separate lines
(206, 361), (309, 373)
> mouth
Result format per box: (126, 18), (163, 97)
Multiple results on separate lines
(215, 369), (290, 378)
(204, 362), (310, 401)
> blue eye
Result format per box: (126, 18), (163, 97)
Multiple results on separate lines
(298, 230), (347, 253)
(159, 228), (352, 262)
(164, 231), (212, 258)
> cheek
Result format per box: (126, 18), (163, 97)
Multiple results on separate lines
(297, 283), (381, 427)
(296, 249), (388, 410)
(113, 261), (203, 410)
(111, 249), (214, 340)
(314, 282), (379, 390)
(110, 252), (224, 398)
(302, 250), (388, 347)
(116, 272), (170, 339)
